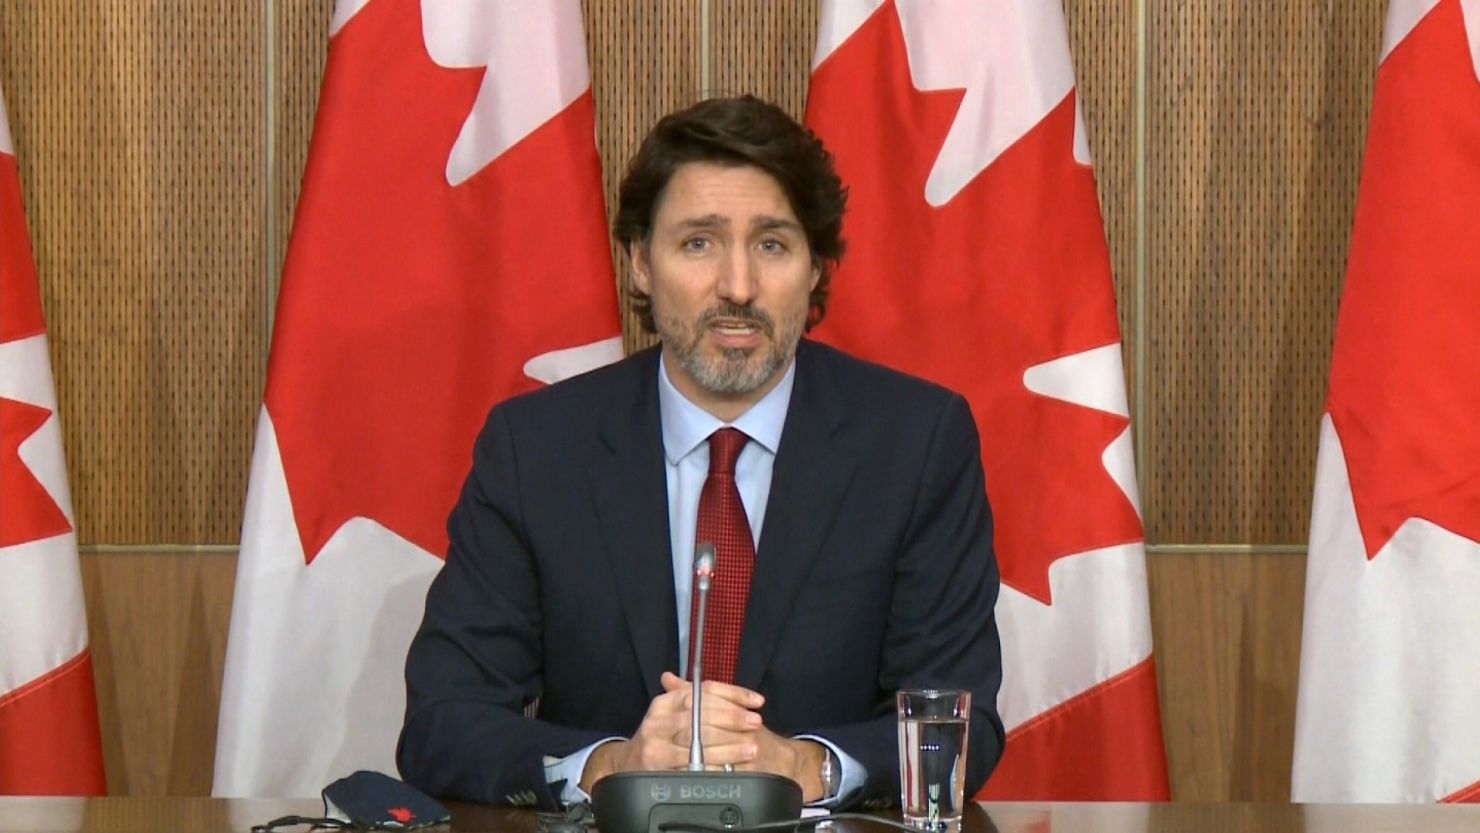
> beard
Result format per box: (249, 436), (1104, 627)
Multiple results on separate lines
(655, 301), (805, 397)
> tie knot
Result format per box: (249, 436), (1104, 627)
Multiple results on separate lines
(708, 428), (749, 474)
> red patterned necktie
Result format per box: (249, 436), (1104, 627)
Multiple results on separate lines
(688, 427), (754, 685)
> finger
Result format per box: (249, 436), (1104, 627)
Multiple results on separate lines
(698, 680), (765, 709)
(739, 729), (799, 778)
(630, 702), (697, 756)
(635, 704), (696, 744)
(610, 734), (690, 774)
(690, 739), (759, 768)
(643, 686), (693, 718)
(695, 700), (764, 733)
(666, 679), (761, 715)
(672, 723), (755, 749)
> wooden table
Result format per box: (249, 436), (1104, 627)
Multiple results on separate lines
(2, 798), (1478, 833)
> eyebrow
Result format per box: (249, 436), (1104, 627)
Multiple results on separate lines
(671, 214), (804, 234)
(753, 216), (805, 234)
(673, 214), (729, 231)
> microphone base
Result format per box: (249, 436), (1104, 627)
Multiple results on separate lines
(591, 771), (803, 833)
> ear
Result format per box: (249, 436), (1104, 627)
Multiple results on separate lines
(809, 260), (822, 292)
(630, 242), (652, 295)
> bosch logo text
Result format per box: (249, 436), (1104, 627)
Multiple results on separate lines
(680, 783), (741, 800)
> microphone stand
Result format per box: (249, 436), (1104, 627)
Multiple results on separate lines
(689, 558), (710, 772)
(591, 543), (802, 833)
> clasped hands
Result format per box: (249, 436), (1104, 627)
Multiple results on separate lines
(580, 672), (826, 802)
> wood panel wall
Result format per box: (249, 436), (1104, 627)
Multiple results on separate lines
(0, 3), (266, 544)
(0, 0), (1387, 802)
(1145, 0), (1384, 543)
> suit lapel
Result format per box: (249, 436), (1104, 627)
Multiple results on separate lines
(735, 342), (857, 689)
(590, 348), (678, 701)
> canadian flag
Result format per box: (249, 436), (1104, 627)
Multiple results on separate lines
(805, 1), (1169, 799)
(212, 0), (622, 795)
(0, 83), (108, 795)
(1291, 0), (1480, 803)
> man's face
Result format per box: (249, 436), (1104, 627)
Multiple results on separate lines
(632, 162), (820, 418)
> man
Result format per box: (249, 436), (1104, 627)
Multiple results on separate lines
(398, 96), (1004, 810)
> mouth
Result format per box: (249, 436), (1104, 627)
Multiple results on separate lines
(697, 303), (774, 348)
(706, 318), (765, 348)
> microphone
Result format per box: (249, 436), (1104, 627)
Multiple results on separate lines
(591, 542), (801, 833)
(689, 543), (716, 772)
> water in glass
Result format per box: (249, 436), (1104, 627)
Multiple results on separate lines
(897, 715), (968, 832)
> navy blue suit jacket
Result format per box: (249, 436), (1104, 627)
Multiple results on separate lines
(398, 340), (1004, 809)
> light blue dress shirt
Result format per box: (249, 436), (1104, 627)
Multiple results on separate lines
(544, 354), (864, 805)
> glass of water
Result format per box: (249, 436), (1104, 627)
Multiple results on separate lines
(896, 689), (971, 832)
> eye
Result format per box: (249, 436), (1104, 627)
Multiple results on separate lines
(682, 237), (710, 253)
(758, 238), (788, 254)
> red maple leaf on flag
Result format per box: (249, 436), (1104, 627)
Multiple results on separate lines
(807, 3), (1143, 603)
(1, 153), (46, 343)
(1, 152), (69, 549)
(1327, 0), (1480, 558)
(266, 0), (618, 563)
(0, 397), (71, 548)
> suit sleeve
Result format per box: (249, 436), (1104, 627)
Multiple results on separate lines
(810, 393), (1005, 808)
(397, 405), (605, 809)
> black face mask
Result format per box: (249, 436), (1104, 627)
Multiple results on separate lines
(253, 770), (451, 832)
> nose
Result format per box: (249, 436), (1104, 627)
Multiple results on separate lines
(715, 246), (758, 306)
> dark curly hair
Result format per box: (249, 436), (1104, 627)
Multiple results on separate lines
(613, 95), (848, 333)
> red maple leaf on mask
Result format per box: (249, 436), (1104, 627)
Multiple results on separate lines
(806, 2), (1143, 604)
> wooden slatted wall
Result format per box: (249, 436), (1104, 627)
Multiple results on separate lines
(0, 0), (1388, 800)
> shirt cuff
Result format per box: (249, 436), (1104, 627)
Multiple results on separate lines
(795, 735), (866, 807)
(543, 737), (623, 805)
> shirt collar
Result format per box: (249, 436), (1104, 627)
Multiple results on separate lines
(657, 351), (796, 464)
